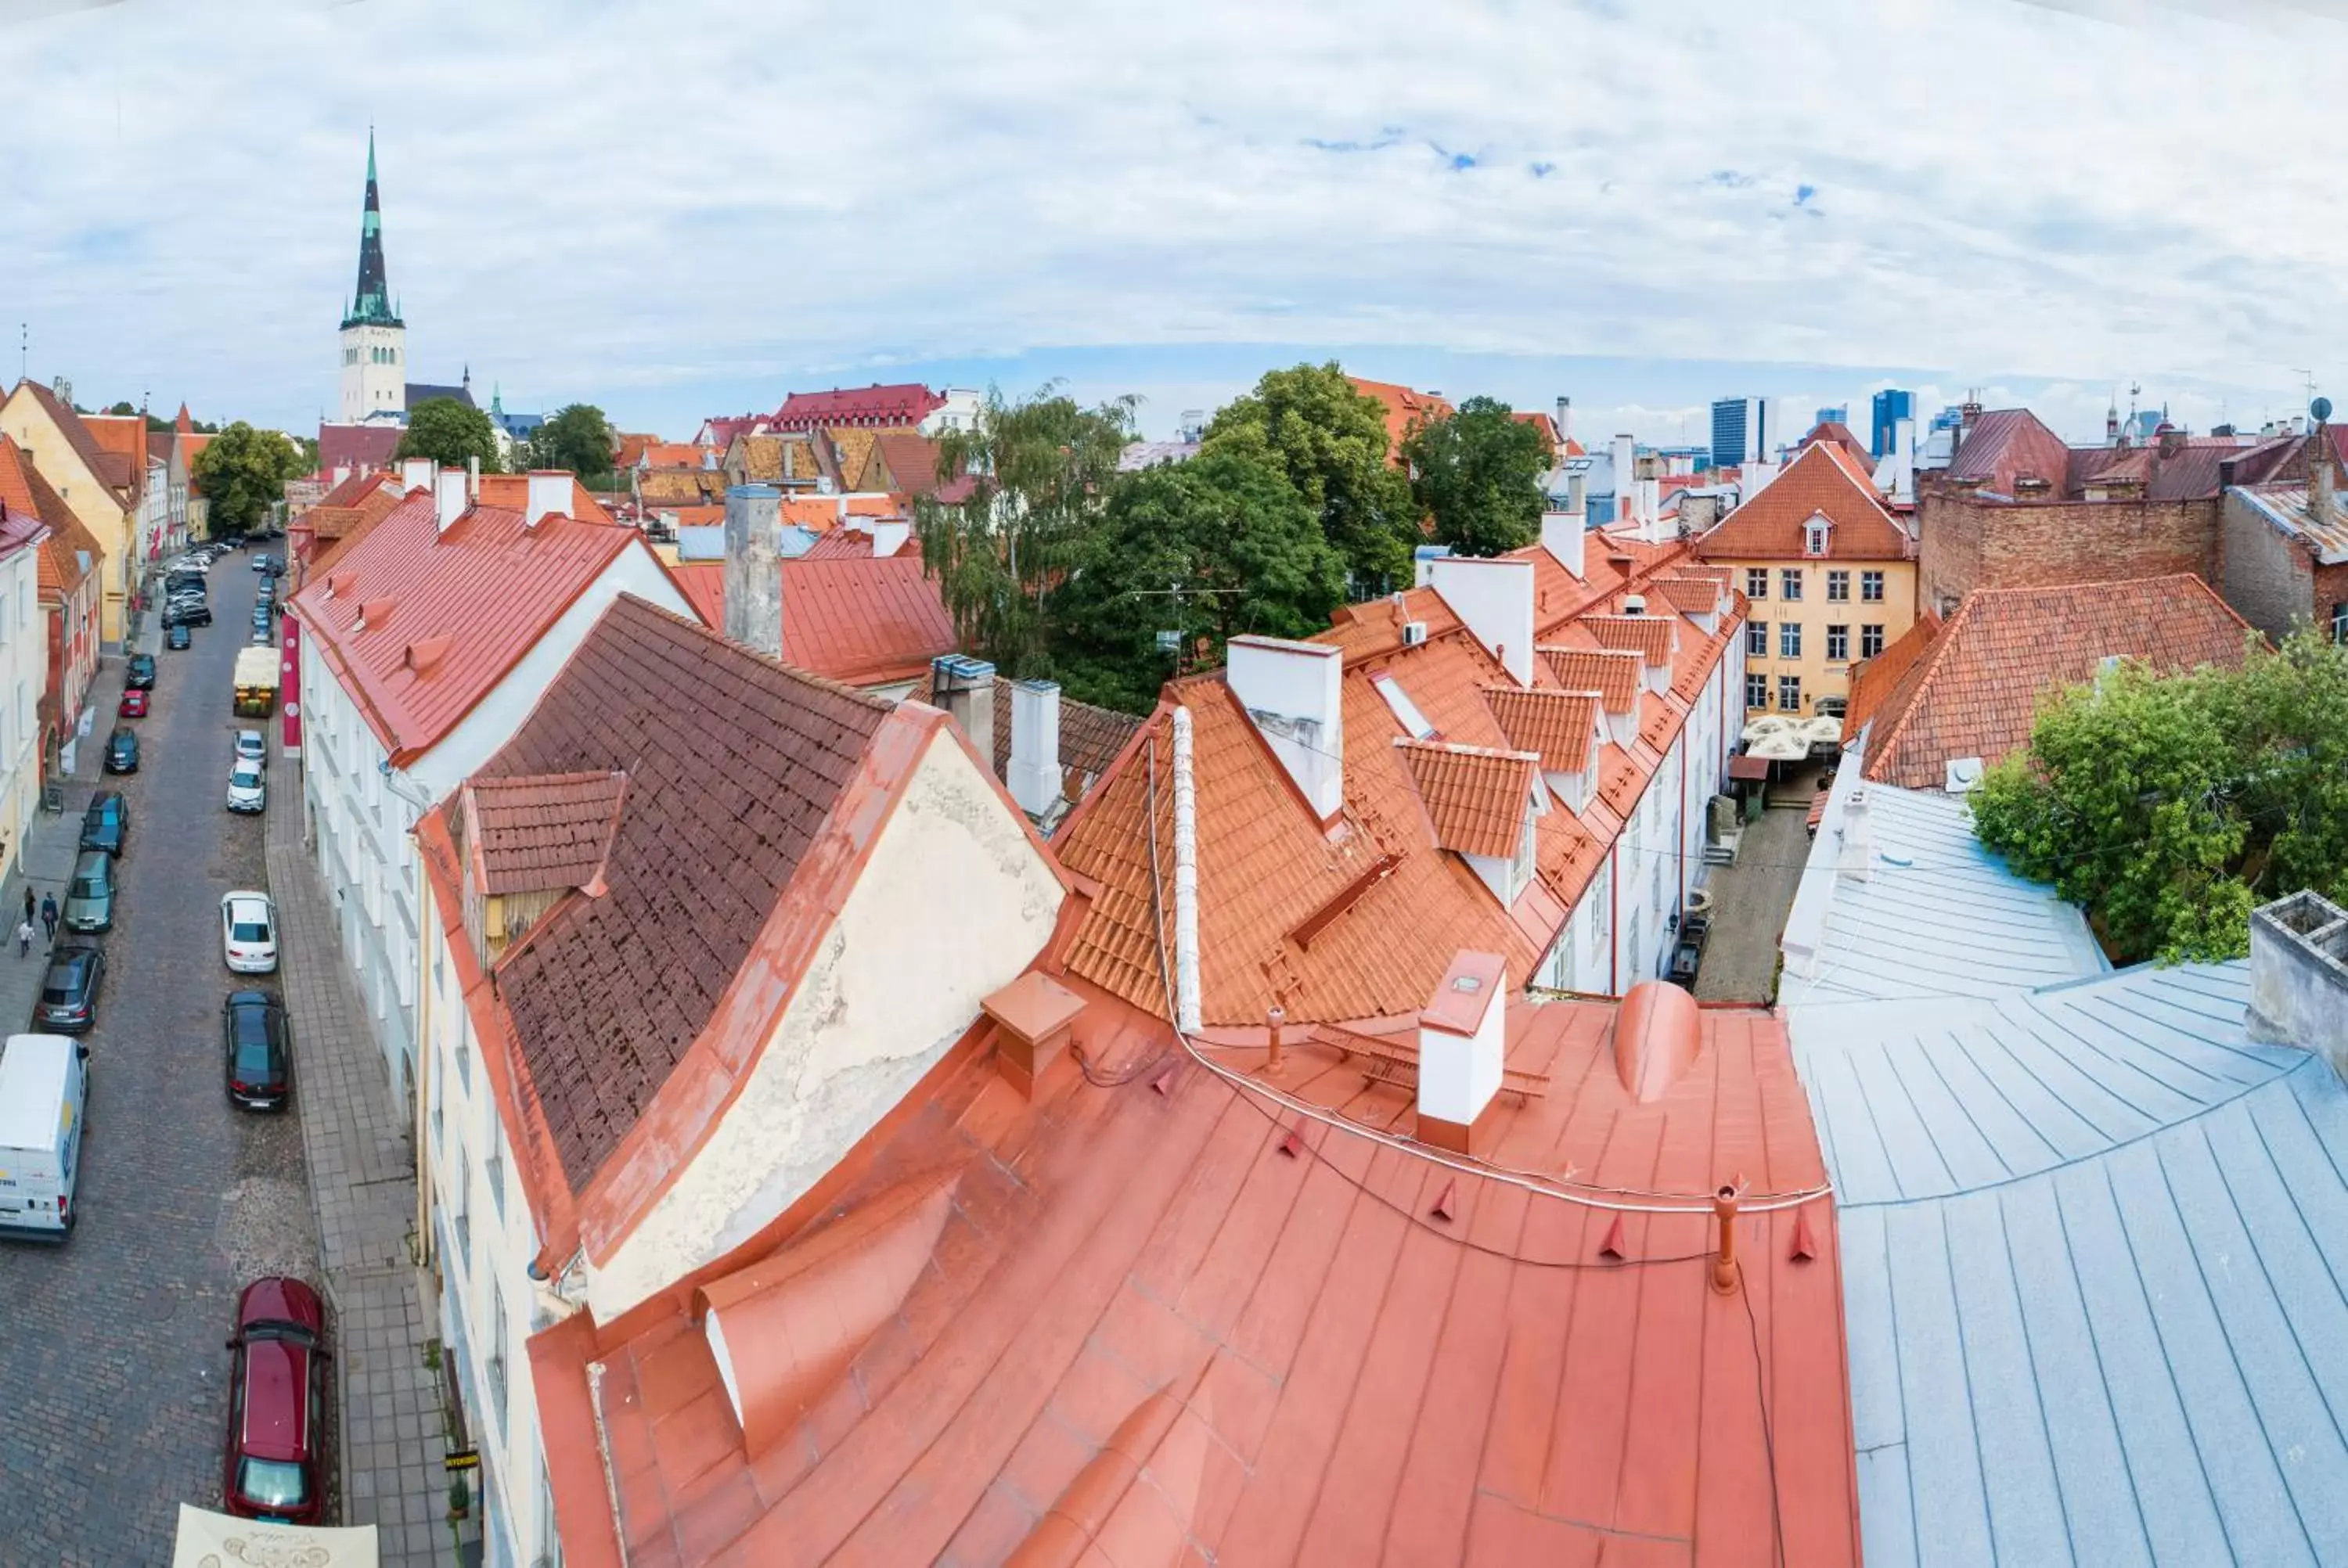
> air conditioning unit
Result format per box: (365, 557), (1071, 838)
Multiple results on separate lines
(1402, 620), (1428, 647)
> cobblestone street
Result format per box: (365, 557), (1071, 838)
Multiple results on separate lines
(1692, 785), (1821, 1005)
(0, 559), (315, 1564)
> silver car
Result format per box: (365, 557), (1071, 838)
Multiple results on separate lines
(226, 761), (265, 814)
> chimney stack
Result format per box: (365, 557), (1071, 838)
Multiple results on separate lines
(930, 656), (996, 753)
(331, 465), (351, 489)
(434, 468), (468, 535)
(1415, 951), (1506, 1155)
(723, 484), (784, 657)
(401, 456), (437, 496)
(1555, 395), (1572, 448)
(466, 454), (481, 502)
(1428, 556), (1536, 685)
(870, 517), (911, 559)
(2310, 399), (2336, 528)
(2247, 890), (2348, 1079)
(1007, 679), (1062, 820)
(1226, 635), (1345, 823)
(1540, 501), (1586, 580)
(1610, 433), (1635, 520)
(524, 470), (571, 530)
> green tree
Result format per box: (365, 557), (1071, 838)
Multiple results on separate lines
(527, 404), (617, 484)
(913, 383), (1134, 679)
(1403, 395), (1547, 556)
(1201, 362), (1415, 591)
(1053, 450), (1348, 713)
(192, 423), (306, 536)
(394, 397), (503, 474)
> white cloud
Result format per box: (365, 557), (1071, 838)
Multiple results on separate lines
(0, 0), (2339, 441)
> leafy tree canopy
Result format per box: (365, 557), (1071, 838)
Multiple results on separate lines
(1201, 362), (1415, 591)
(191, 423), (305, 535)
(1052, 448), (1347, 713)
(1969, 630), (2348, 963)
(527, 404), (618, 483)
(394, 397), (503, 474)
(1403, 395), (1548, 557)
(913, 382), (1133, 679)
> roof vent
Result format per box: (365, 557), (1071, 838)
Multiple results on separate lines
(1944, 757), (1984, 793)
(405, 635), (452, 674)
(355, 597), (394, 631)
(1613, 980), (1702, 1103)
(2248, 890), (2348, 1077)
(1622, 593), (1646, 616)
(325, 571), (356, 599)
(1401, 620), (1428, 647)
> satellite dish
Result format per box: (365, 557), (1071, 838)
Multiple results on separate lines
(2314, 396), (2334, 423)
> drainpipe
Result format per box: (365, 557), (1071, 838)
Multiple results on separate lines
(1608, 848), (1619, 995)
(413, 847), (434, 1268)
(1172, 704), (1202, 1033)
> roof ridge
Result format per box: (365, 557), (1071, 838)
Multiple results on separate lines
(1864, 595), (1972, 778)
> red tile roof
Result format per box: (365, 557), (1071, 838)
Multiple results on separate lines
(638, 442), (705, 470)
(1396, 739), (1539, 858)
(0, 436), (92, 599)
(1860, 574), (2256, 787)
(530, 983), (1858, 1568)
(1697, 441), (1909, 561)
(82, 414), (146, 494)
(770, 383), (944, 432)
(286, 491), (652, 763)
(615, 433), (660, 469)
(1943, 408), (2073, 495)
(1481, 685), (1598, 773)
(1583, 613), (1675, 667)
(1800, 419), (1872, 463)
(1539, 646), (1641, 711)
(869, 430), (955, 498)
(1842, 610), (1939, 741)
(460, 770), (628, 895)
(319, 422), (403, 477)
(1347, 376), (1455, 464)
(672, 553), (960, 688)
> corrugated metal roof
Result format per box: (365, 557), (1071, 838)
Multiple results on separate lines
(2237, 484), (2348, 565)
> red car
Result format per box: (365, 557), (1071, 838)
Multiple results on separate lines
(117, 689), (148, 718)
(221, 1277), (330, 1523)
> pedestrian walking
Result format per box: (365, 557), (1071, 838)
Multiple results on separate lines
(38, 894), (56, 942)
(15, 919), (33, 959)
(20, 886), (31, 928)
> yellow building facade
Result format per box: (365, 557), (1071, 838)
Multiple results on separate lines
(0, 382), (139, 648)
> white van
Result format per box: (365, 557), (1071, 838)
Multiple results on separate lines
(0, 1034), (88, 1239)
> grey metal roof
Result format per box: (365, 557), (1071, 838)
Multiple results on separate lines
(1780, 779), (2108, 1008)
(1795, 944), (2348, 1563)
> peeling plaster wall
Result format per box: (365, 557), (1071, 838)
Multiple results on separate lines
(589, 732), (1064, 1319)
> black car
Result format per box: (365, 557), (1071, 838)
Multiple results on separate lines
(125, 654), (157, 689)
(166, 623), (192, 650)
(223, 991), (292, 1110)
(103, 727), (139, 774)
(78, 791), (127, 856)
(34, 945), (104, 1033)
(164, 601), (211, 628)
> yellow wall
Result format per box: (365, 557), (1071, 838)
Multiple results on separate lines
(1718, 557), (1918, 717)
(0, 391), (134, 646)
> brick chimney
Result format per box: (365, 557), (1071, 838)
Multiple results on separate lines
(2310, 413), (2337, 529)
(2247, 890), (2348, 1079)
(723, 484), (783, 657)
(1416, 951), (1507, 1155)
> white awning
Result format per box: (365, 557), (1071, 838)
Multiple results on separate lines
(172, 1505), (378, 1566)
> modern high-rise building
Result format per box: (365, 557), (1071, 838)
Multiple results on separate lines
(1816, 405), (1849, 428)
(1710, 397), (1781, 469)
(1871, 389), (1915, 458)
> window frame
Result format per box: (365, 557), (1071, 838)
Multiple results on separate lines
(1826, 624), (1849, 662)
(1745, 620), (1768, 658)
(1777, 675), (1802, 713)
(1779, 622), (1802, 660)
(1780, 568), (1803, 601)
(1861, 623), (1886, 659)
(1745, 672), (1768, 710)
(1861, 570), (1885, 602)
(1745, 568), (1768, 600)
(1827, 570), (1850, 602)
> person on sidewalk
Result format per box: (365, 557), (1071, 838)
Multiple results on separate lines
(15, 919), (31, 959)
(38, 894), (56, 943)
(20, 887), (31, 930)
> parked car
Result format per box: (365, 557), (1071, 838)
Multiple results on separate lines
(117, 689), (148, 719)
(125, 654), (156, 689)
(219, 1276), (329, 1523)
(103, 728), (139, 774)
(34, 944), (105, 1033)
(226, 761), (265, 814)
(63, 851), (114, 933)
(1668, 912), (1712, 991)
(222, 991), (291, 1110)
(221, 891), (276, 973)
(236, 730), (265, 764)
(249, 623), (272, 646)
(250, 554), (275, 573)
(164, 600), (211, 628)
(78, 792), (127, 856)
(165, 623), (192, 650)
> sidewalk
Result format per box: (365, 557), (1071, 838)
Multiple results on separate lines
(266, 746), (449, 1563)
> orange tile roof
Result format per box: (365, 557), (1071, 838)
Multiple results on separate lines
(615, 433), (660, 469)
(13, 380), (131, 502)
(1538, 646), (1641, 712)
(1860, 574), (2256, 787)
(82, 413), (148, 492)
(1583, 613), (1673, 667)
(286, 492), (650, 763)
(1395, 739), (1539, 858)
(639, 442), (704, 470)
(474, 473), (615, 524)
(1480, 685), (1598, 773)
(1347, 376), (1455, 463)
(1696, 441), (1909, 562)
(1842, 610), (1940, 741)
(529, 983), (1858, 1568)
(1650, 573), (1725, 616)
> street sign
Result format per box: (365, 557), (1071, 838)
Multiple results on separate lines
(444, 1450), (480, 1472)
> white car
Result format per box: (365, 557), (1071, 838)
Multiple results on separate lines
(225, 761), (265, 814)
(221, 891), (277, 974)
(235, 729), (265, 764)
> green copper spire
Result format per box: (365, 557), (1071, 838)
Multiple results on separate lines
(341, 131), (402, 330)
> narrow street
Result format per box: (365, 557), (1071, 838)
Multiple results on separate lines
(0, 554), (319, 1563)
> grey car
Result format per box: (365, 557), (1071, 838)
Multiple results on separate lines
(63, 851), (114, 933)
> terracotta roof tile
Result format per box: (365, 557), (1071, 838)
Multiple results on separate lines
(1583, 613), (1674, 667)
(82, 415), (147, 494)
(461, 770), (628, 895)
(13, 381), (131, 502)
(822, 426), (887, 491)
(1861, 574), (2256, 787)
(870, 431), (953, 498)
(0, 436), (92, 598)
(639, 469), (727, 505)
(668, 553), (959, 687)
(639, 442), (705, 470)
(615, 433), (660, 468)
(1842, 610), (1940, 741)
(1396, 739), (1539, 858)
(1697, 441), (1910, 562)
(1479, 685), (1600, 775)
(981, 675), (1144, 817)
(729, 433), (786, 482)
(476, 473), (615, 524)
(771, 383), (944, 431)
(1346, 376), (1454, 463)
(1537, 646), (1641, 712)
(319, 422), (403, 476)
(1648, 574), (1725, 616)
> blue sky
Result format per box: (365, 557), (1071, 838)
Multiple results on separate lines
(0, 0), (2339, 448)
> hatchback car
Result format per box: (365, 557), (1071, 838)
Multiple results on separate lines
(222, 991), (291, 1110)
(103, 728), (139, 774)
(117, 689), (148, 718)
(63, 851), (114, 933)
(78, 791), (127, 856)
(221, 891), (276, 973)
(220, 1276), (329, 1523)
(165, 623), (192, 650)
(125, 654), (156, 689)
(34, 944), (104, 1033)
(236, 730), (265, 764)
(226, 761), (265, 814)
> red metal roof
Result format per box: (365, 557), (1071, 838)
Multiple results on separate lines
(317, 422), (402, 476)
(286, 492), (647, 762)
(769, 383), (943, 431)
(528, 983), (1858, 1568)
(668, 553), (958, 688)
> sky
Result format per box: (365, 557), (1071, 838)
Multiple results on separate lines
(0, 0), (2343, 448)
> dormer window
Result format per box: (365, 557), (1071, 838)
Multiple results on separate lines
(1804, 516), (1831, 556)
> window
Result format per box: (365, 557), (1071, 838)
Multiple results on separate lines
(454, 1015), (473, 1098)
(1861, 624), (1885, 658)
(486, 1132), (506, 1225)
(1862, 570), (1885, 602)
(488, 1277), (510, 1441)
(1745, 620), (1767, 657)
(2333, 602), (2346, 644)
(1746, 673), (1768, 710)
(1804, 521), (1830, 556)
(1745, 568), (1768, 600)
(1828, 570), (1850, 602)
(1780, 623), (1802, 659)
(1627, 908), (1642, 976)
(1780, 569), (1803, 600)
(1778, 675), (1802, 712)
(1827, 624), (1849, 661)
(449, 1141), (470, 1270)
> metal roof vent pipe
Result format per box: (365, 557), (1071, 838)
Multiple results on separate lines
(1712, 1186), (1741, 1294)
(2247, 890), (2348, 1080)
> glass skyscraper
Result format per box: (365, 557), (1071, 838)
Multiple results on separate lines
(1871, 389), (1915, 458)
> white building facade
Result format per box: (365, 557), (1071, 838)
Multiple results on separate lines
(0, 526), (48, 883)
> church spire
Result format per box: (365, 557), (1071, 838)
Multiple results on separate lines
(342, 130), (402, 330)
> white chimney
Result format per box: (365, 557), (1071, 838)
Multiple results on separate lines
(524, 470), (571, 530)
(1610, 433), (1634, 517)
(1226, 635), (1345, 823)
(1007, 679), (1062, 819)
(929, 656), (996, 750)
(1540, 509), (1585, 579)
(1838, 789), (1872, 884)
(330, 465), (351, 488)
(1555, 396), (1572, 447)
(1429, 556), (1536, 686)
(1415, 951), (1506, 1155)
(1745, 455), (1779, 500)
(870, 518), (910, 558)
(434, 469), (468, 534)
(466, 454), (481, 502)
(401, 456), (437, 495)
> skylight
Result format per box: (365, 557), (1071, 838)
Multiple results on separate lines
(1369, 671), (1435, 739)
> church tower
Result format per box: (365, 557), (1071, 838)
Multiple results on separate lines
(338, 132), (408, 424)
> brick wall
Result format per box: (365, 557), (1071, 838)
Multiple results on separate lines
(1918, 481), (2219, 616)
(2221, 490), (2316, 644)
(2315, 562), (2348, 642)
